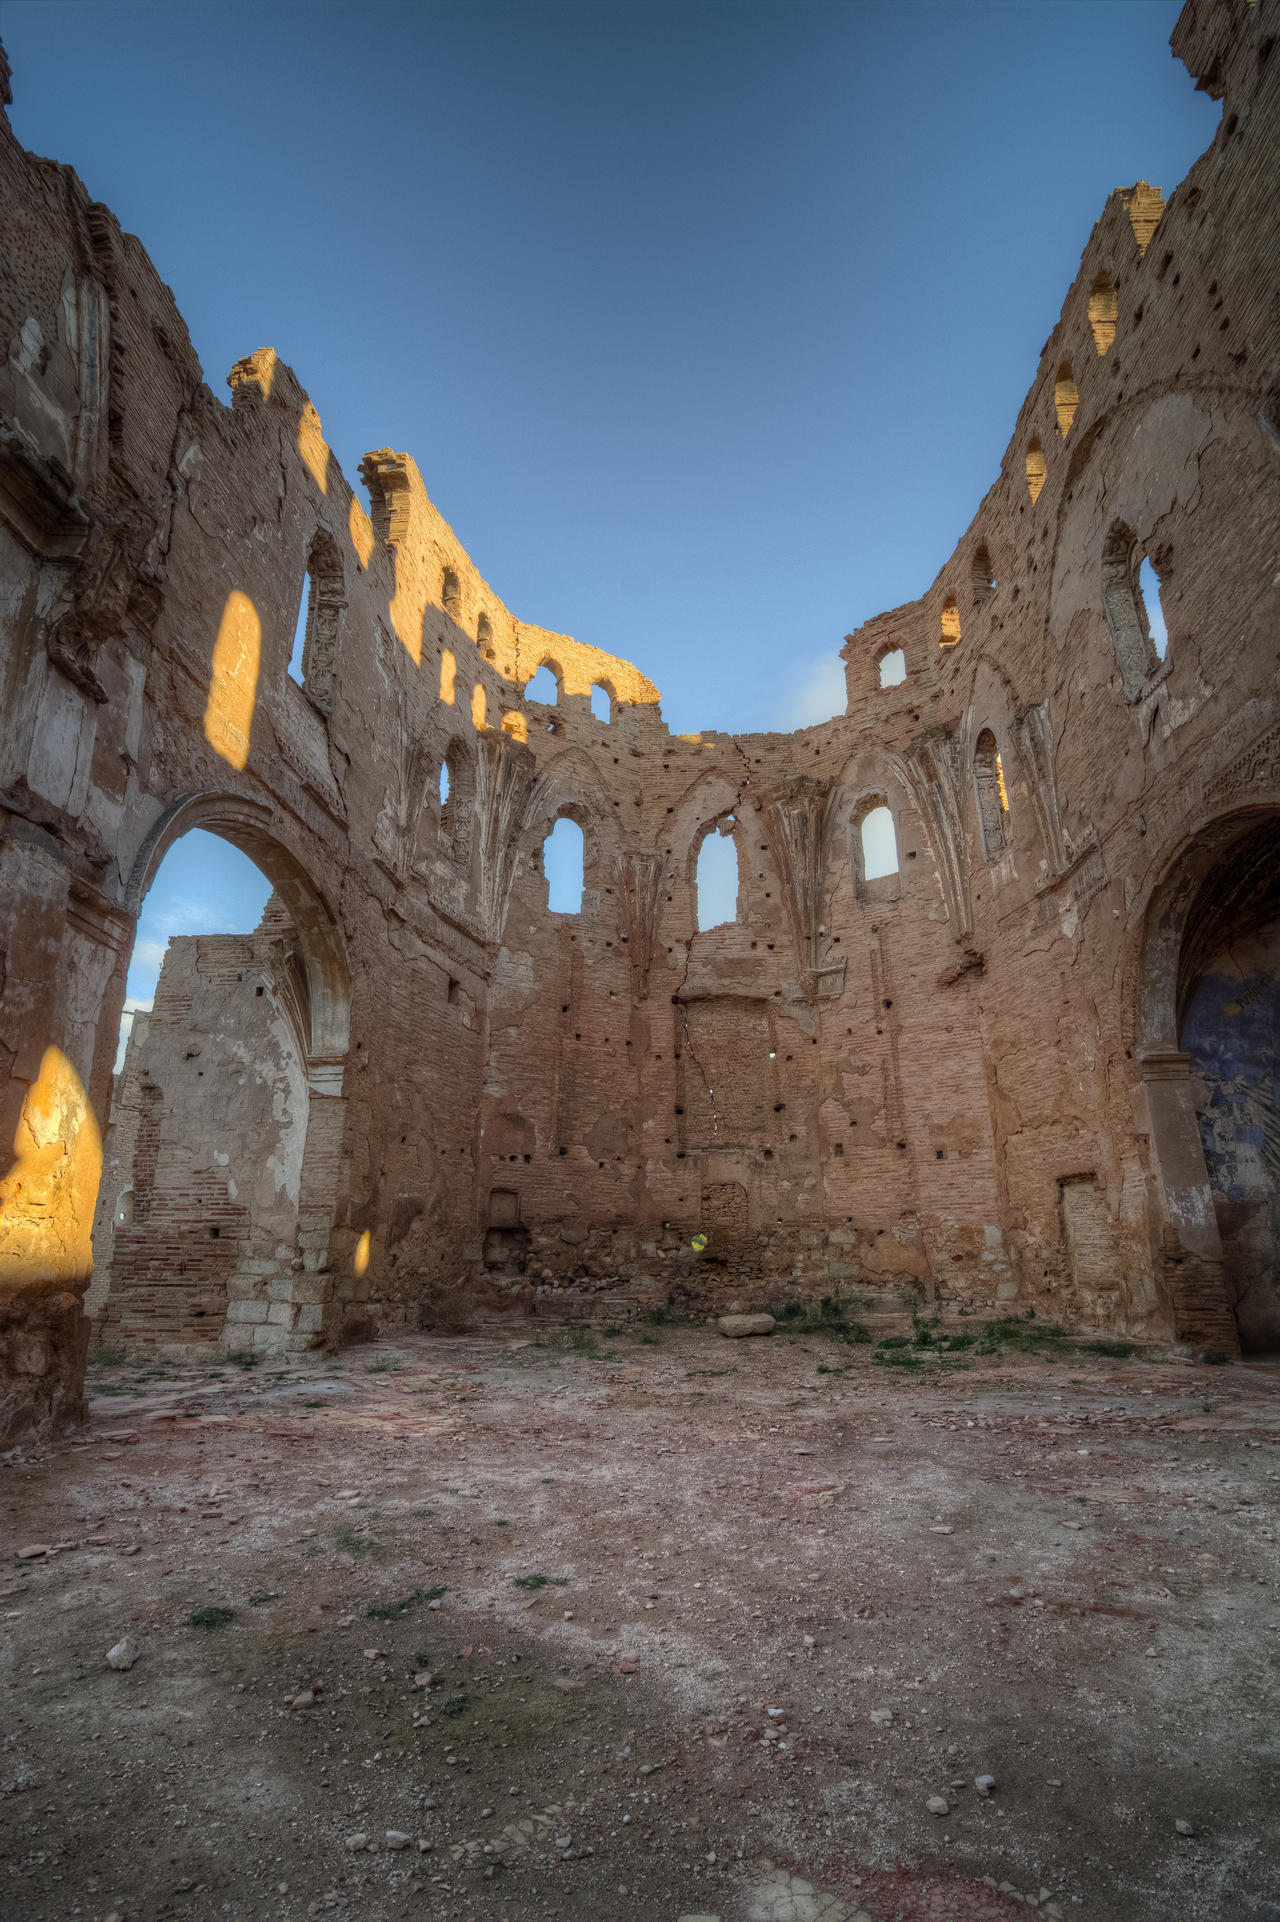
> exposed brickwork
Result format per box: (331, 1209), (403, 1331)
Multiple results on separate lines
(1, 0), (1277, 1441)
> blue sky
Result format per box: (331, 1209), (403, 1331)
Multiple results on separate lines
(3, 0), (1218, 995)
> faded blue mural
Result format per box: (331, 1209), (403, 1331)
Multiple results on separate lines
(1182, 919), (1280, 1351)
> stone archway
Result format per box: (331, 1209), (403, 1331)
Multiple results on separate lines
(102, 793), (354, 1354)
(1135, 808), (1280, 1354)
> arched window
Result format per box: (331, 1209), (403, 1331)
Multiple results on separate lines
(589, 683), (612, 723)
(477, 611), (494, 660)
(1025, 439), (1047, 504)
(1101, 523), (1163, 696)
(442, 567), (461, 615)
(860, 805), (898, 880)
(1088, 272), (1117, 356)
(438, 742), (474, 863)
(972, 543), (995, 602)
(940, 596), (961, 647)
(695, 818), (739, 930)
(877, 647), (907, 688)
(544, 816), (584, 914)
(525, 662), (560, 705)
(1054, 361), (1079, 437)
(1138, 556), (1168, 660)
(974, 730), (1010, 858)
(286, 529), (344, 711)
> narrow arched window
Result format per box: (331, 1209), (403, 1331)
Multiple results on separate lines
(1054, 361), (1078, 437)
(477, 611), (494, 660)
(860, 805), (898, 879)
(442, 567), (461, 615)
(696, 819), (739, 930)
(1025, 440), (1047, 504)
(972, 544), (995, 602)
(525, 663), (559, 705)
(878, 647), (907, 688)
(974, 730), (1010, 858)
(1138, 556), (1168, 660)
(544, 816), (585, 913)
(1101, 523), (1162, 696)
(1088, 273), (1117, 355)
(287, 530), (344, 710)
(589, 683), (612, 723)
(940, 596), (961, 647)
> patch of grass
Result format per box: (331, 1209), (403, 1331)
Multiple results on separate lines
(877, 1335), (911, 1350)
(685, 1367), (736, 1378)
(366, 1586), (446, 1620)
(974, 1316), (1072, 1357)
(492, 1519), (510, 1527)
(248, 1590), (279, 1607)
(186, 1606), (236, 1631)
(226, 1351), (261, 1369)
(88, 1381), (132, 1396)
(816, 1363), (852, 1376)
(332, 1522), (385, 1560)
(939, 1331), (976, 1352)
(303, 1399), (327, 1408)
(641, 1307), (670, 1327)
(513, 1573), (569, 1591)
(768, 1293), (872, 1344)
(441, 1692), (469, 1717)
(638, 1333), (661, 1345)
(88, 1343), (126, 1368)
(1081, 1339), (1138, 1359)
(1202, 1351), (1233, 1366)
(872, 1348), (924, 1371)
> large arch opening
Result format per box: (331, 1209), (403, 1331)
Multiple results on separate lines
(91, 798), (351, 1360)
(1136, 809), (1280, 1354)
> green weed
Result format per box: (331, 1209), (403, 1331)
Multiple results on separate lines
(513, 1573), (569, 1591)
(366, 1586), (445, 1620)
(186, 1606), (236, 1631)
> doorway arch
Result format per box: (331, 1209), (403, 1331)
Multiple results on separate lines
(1135, 807), (1280, 1353)
(103, 793), (353, 1353)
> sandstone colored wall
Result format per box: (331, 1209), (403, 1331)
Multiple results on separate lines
(1, 0), (1277, 1442)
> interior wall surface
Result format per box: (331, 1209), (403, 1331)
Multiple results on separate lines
(1, 0), (1278, 1442)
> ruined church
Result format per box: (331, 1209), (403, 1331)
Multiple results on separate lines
(1, 0), (1277, 1447)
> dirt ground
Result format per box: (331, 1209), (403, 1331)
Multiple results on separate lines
(2, 1314), (1279, 1922)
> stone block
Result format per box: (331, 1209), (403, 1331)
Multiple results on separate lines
(718, 1313), (776, 1338)
(224, 1299), (269, 1325)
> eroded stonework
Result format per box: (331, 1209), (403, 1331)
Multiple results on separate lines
(1, 0), (1278, 1442)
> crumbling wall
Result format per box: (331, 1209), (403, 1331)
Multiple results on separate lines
(1, 0), (1278, 1442)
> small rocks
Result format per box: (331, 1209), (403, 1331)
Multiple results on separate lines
(616, 1650), (638, 1674)
(926, 1794), (950, 1815)
(345, 1832), (369, 1851)
(289, 1690), (315, 1710)
(1175, 1817), (1196, 1836)
(15, 1544), (50, 1561)
(105, 1637), (139, 1671)
(974, 1773), (997, 1796)
(718, 1314), (776, 1339)
(869, 1707), (893, 1726)
(384, 1830), (411, 1850)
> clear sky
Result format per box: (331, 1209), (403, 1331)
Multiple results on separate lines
(3, 0), (1218, 1002)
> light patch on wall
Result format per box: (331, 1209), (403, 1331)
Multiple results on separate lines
(204, 590), (261, 771)
(471, 682), (487, 730)
(297, 402), (329, 493)
(348, 495), (374, 569)
(353, 1229), (371, 1277)
(440, 649), (457, 705)
(0, 1046), (102, 1286)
